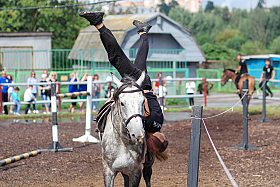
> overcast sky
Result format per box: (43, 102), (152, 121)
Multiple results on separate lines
(202, 0), (280, 10)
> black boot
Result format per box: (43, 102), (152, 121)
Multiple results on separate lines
(133, 20), (152, 34)
(79, 11), (104, 26)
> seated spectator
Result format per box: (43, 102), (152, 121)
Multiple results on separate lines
(11, 87), (21, 116)
(39, 74), (51, 114)
(24, 85), (35, 114)
(68, 72), (79, 113)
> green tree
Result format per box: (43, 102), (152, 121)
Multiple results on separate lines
(215, 29), (242, 44)
(256, 0), (266, 9)
(269, 36), (280, 54)
(196, 34), (212, 46)
(224, 36), (246, 51)
(240, 40), (265, 55)
(205, 1), (214, 13)
(201, 43), (236, 60)
(168, 7), (192, 27)
(158, 0), (178, 15)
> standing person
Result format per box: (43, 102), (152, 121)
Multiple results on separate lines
(92, 74), (102, 112)
(0, 71), (11, 115)
(78, 73), (88, 113)
(39, 74), (51, 114)
(27, 71), (39, 113)
(186, 80), (196, 108)
(152, 72), (162, 96)
(24, 85), (35, 114)
(79, 11), (168, 153)
(43, 69), (50, 82)
(48, 71), (58, 111)
(7, 74), (15, 114)
(68, 72), (79, 113)
(235, 54), (248, 94)
(11, 87), (21, 116)
(259, 59), (276, 97)
(162, 81), (168, 110)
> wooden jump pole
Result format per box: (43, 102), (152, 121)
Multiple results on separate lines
(1, 150), (41, 166)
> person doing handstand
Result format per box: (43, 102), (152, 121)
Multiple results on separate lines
(79, 11), (168, 184)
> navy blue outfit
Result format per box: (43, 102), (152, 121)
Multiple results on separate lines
(99, 26), (163, 132)
(69, 78), (79, 106)
(0, 76), (11, 114)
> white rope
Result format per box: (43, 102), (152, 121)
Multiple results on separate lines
(202, 119), (239, 187)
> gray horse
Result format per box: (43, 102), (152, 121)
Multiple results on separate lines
(101, 72), (147, 187)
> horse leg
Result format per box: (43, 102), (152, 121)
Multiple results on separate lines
(121, 173), (129, 187)
(132, 168), (142, 187)
(103, 165), (116, 187)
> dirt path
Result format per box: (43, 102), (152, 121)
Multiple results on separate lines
(0, 111), (279, 186)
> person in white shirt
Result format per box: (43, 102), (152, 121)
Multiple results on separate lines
(27, 71), (39, 113)
(186, 80), (196, 108)
(24, 85), (35, 114)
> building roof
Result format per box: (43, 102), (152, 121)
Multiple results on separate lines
(69, 12), (205, 62)
(0, 32), (53, 37)
(242, 54), (280, 60)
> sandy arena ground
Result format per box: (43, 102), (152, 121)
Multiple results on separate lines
(0, 110), (280, 187)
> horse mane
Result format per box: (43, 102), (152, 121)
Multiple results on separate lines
(226, 69), (235, 73)
(113, 75), (139, 102)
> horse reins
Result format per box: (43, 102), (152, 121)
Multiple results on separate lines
(111, 82), (145, 141)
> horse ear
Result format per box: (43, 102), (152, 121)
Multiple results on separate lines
(111, 72), (123, 88)
(136, 71), (145, 86)
(223, 67), (226, 72)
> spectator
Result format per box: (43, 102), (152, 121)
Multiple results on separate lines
(43, 69), (50, 82)
(7, 74), (15, 114)
(259, 59), (276, 97)
(186, 80), (196, 108)
(27, 71), (39, 113)
(162, 81), (168, 110)
(0, 71), (11, 115)
(152, 72), (162, 95)
(78, 73), (88, 113)
(11, 87), (21, 116)
(68, 72), (79, 113)
(48, 71), (58, 111)
(39, 74), (51, 114)
(24, 85), (35, 114)
(92, 74), (102, 112)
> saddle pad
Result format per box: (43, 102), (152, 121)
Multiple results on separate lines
(96, 98), (114, 133)
(241, 73), (250, 77)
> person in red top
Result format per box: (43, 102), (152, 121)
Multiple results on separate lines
(152, 72), (162, 96)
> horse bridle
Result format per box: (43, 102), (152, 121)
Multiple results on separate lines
(221, 70), (230, 85)
(111, 83), (145, 140)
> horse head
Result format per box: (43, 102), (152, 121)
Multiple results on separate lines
(111, 72), (146, 145)
(220, 68), (230, 86)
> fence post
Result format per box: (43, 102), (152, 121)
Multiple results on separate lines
(203, 78), (207, 107)
(255, 79), (272, 122)
(44, 82), (73, 152)
(0, 84), (2, 115)
(229, 80), (261, 150)
(58, 83), (61, 112)
(73, 76), (99, 143)
(187, 106), (203, 187)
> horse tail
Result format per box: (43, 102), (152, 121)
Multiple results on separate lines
(155, 151), (168, 162)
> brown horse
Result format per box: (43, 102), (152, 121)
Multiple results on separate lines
(220, 68), (255, 102)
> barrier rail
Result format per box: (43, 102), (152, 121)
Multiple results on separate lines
(0, 150), (41, 166)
